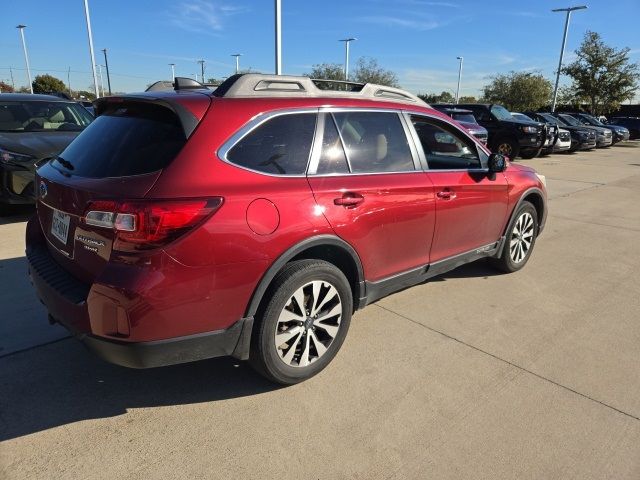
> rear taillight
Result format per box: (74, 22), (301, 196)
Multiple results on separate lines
(83, 198), (223, 252)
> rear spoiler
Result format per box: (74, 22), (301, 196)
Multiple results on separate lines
(93, 95), (209, 138)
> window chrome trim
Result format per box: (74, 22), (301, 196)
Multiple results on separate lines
(216, 108), (320, 178)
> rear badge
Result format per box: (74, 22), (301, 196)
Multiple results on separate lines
(75, 234), (105, 248)
(39, 181), (47, 198)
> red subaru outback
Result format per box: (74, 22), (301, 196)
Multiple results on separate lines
(27, 74), (546, 384)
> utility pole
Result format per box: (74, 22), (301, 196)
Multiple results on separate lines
(67, 67), (72, 96)
(102, 48), (112, 95)
(197, 60), (205, 83)
(83, 0), (100, 98)
(274, 0), (282, 75)
(97, 64), (105, 97)
(169, 63), (176, 81)
(551, 5), (588, 112)
(455, 56), (463, 103)
(9, 67), (15, 89)
(16, 25), (33, 93)
(339, 38), (357, 81)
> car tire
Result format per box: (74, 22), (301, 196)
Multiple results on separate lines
(249, 259), (353, 385)
(493, 137), (520, 160)
(520, 147), (541, 159)
(490, 201), (538, 273)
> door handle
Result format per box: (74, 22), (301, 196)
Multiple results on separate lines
(436, 189), (456, 200)
(334, 193), (364, 208)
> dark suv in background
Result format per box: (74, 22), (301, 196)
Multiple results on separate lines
(568, 112), (630, 144)
(439, 103), (546, 159)
(608, 117), (640, 139)
(0, 93), (93, 214)
(524, 112), (596, 152)
(551, 113), (612, 147)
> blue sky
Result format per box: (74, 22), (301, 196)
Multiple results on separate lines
(2, 0), (639, 98)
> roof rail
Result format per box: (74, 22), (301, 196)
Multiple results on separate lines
(211, 73), (427, 105)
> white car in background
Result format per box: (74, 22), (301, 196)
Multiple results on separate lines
(554, 127), (572, 152)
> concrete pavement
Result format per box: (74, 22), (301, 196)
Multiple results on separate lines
(1, 143), (639, 479)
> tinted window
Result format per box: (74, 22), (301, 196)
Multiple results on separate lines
(332, 112), (414, 173)
(53, 103), (185, 178)
(316, 115), (349, 175)
(490, 105), (513, 120)
(411, 115), (481, 170)
(227, 113), (316, 175)
(451, 113), (477, 124)
(0, 101), (93, 132)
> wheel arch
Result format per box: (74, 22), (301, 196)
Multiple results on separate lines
(244, 235), (365, 320)
(504, 187), (547, 237)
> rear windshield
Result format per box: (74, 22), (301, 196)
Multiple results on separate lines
(0, 101), (93, 132)
(451, 113), (477, 124)
(53, 103), (185, 178)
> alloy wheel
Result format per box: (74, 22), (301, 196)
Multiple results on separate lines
(497, 143), (513, 156)
(274, 280), (342, 368)
(509, 212), (534, 263)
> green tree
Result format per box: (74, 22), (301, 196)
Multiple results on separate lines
(0, 81), (14, 93)
(481, 71), (552, 111)
(418, 91), (455, 103)
(562, 31), (639, 114)
(352, 57), (399, 87)
(556, 84), (587, 109)
(32, 74), (67, 94)
(74, 90), (96, 101)
(458, 95), (478, 103)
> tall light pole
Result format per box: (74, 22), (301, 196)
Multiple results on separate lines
(96, 64), (105, 97)
(339, 38), (357, 81)
(82, 0), (100, 98)
(102, 48), (112, 95)
(16, 25), (33, 93)
(169, 63), (176, 81)
(455, 56), (463, 103)
(551, 5), (588, 112)
(274, 0), (282, 75)
(197, 60), (205, 83)
(231, 54), (242, 74)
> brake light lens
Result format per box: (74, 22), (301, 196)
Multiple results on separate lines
(83, 198), (223, 252)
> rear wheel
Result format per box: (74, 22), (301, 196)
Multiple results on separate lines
(249, 260), (353, 385)
(493, 137), (520, 160)
(520, 148), (541, 159)
(490, 201), (538, 273)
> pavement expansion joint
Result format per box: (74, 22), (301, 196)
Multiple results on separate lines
(373, 303), (640, 422)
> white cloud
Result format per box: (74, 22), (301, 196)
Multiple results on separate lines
(168, 0), (247, 35)
(358, 15), (441, 30)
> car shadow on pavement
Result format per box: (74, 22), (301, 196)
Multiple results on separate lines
(0, 205), (35, 225)
(0, 338), (279, 441)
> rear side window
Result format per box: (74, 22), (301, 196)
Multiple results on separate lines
(53, 103), (185, 178)
(227, 113), (316, 175)
(332, 112), (414, 173)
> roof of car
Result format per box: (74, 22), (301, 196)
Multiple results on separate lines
(433, 107), (474, 114)
(0, 93), (75, 102)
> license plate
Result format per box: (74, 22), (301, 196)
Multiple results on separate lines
(51, 209), (71, 245)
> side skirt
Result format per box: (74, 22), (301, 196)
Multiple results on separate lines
(362, 238), (504, 306)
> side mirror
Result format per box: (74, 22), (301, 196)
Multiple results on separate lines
(488, 153), (507, 173)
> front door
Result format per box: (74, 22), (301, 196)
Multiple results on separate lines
(408, 114), (509, 263)
(307, 111), (436, 282)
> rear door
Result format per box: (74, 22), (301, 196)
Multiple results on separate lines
(407, 114), (509, 263)
(306, 110), (436, 282)
(36, 100), (197, 283)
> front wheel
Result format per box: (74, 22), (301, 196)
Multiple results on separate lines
(490, 201), (539, 273)
(493, 137), (520, 160)
(249, 260), (353, 385)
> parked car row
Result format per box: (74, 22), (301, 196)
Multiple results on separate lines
(432, 102), (631, 160)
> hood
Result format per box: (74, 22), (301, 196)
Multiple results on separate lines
(0, 131), (81, 160)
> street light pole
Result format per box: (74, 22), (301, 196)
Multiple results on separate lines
(82, 0), (100, 98)
(197, 60), (205, 83)
(16, 25), (33, 93)
(102, 48), (112, 95)
(96, 64), (105, 97)
(551, 5), (588, 112)
(275, 0), (282, 75)
(339, 38), (357, 81)
(455, 56), (463, 103)
(231, 54), (242, 74)
(169, 63), (176, 81)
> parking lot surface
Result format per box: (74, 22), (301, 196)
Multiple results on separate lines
(1, 143), (639, 479)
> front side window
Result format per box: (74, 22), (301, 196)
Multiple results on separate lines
(411, 115), (481, 170)
(227, 113), (316, 175)
(332, 112), (414, 174)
